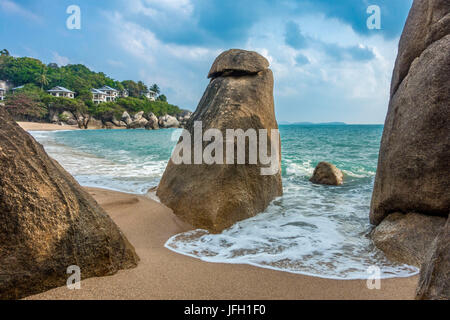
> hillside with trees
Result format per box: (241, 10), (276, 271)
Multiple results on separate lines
(0, 50), (184, 124)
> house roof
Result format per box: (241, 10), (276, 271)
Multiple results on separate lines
(91, 88), (107, 95)
(99, 85), (118, 92)
(12, 85), (24, 90)
(47, 86), (75, 93)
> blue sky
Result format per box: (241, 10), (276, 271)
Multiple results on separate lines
(0, 0), (413, 123)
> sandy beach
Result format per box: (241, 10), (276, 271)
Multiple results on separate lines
(17, 122), (80, 131)
(17, 122), (128, 131)
(26, 187), (419, 300)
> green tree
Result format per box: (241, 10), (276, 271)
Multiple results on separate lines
(150, 84), (160, 94)
(121, 80), (141, 97)
(0, 49), (10, 56)
(156, 94), (167, 102)
(35, 67), (49, 90)
(137, 81), (148, 96)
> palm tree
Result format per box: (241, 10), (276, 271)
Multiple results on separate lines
(150, 84), (160, 94)
(36, 67), (49, 90)
(0, 49), (9, 56)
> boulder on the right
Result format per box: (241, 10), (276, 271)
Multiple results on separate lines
(370, 0), (450, 226)
(369, 0), (449, 300)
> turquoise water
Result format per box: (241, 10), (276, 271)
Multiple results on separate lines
(31, 125), (418, 279)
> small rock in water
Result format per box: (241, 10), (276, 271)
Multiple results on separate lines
(309, 162), (344, 186)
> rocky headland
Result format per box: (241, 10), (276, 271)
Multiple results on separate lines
(47, 108), (192, 130)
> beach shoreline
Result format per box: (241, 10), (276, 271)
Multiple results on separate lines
(26, 187), (419, 300)
(17, 121), (128, 131)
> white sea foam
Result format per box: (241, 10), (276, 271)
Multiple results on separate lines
(31, 131), (165, 194)
(165, 150), (418, 280)
(165, 198), (419, 280)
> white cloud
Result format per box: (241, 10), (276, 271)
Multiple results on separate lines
(107, 59), (125, 68)
(243, 13), (399, 123)
(100, 6), (399, 122)
(0, 0), (42, 23)
(105, 12), (219, 109)
(127, 0), (193, 22)
(52, 52), (70, 66)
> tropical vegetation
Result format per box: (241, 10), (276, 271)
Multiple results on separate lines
(0, 50), (182, 121)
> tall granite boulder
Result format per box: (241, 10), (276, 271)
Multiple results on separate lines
(0, 108), (139, 299)
(369, 0), (449, 300)
(157, 49), (283, 233)
(390, 0), (450, 98)
(370, 0), (450, 225)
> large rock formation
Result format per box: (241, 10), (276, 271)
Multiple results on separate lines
(416, 216), (449, 300)
(309, 162), (344, 186)
(158, 114), (180, 128)
(145, 112), (159, 130)
(0, 108), (139, 299)
(157, 49), (282, 233)
(371, 212), (445, 267)
(369, 0), (449, 300)
(370, 0), (450, 225)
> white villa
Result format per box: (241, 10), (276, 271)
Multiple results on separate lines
(91, 88), (107, 104)
(0, 87), (5, 101)
(144, 90), (157, 101)
(91, 85), (125, 103)
(99, 85), (119, 102)
(47, 86), (75, 98)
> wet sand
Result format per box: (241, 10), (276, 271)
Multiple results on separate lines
(27, 187), (419, 300)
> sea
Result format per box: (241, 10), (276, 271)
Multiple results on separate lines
(31, 125), (419, 280)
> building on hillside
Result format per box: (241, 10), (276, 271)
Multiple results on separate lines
(120, 89), (129, 98)
(47, 86), (75, 98)
(143, 90), (157, 101)
(11, 85), (24, 93)
(91, 88), (107, 104)
(0, 80), (12, 91)
(98, 85), (119, 102)
(0, 87), (5, 101)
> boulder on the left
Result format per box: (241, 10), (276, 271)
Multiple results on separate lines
(0, 108), (139, 299)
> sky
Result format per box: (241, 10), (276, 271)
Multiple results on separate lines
(0, 0), (413, 124)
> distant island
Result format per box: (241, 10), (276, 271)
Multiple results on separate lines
(0, 49), (191, 129)
(279, 121), (347, 125)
